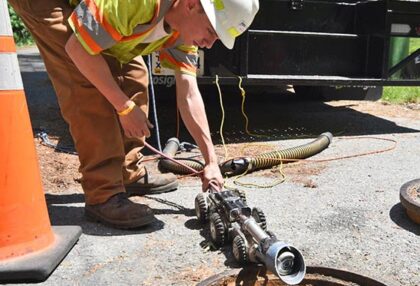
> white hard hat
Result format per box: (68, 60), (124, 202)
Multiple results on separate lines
(200, 0), (260, 49)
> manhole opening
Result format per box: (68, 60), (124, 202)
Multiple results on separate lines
(198, 266), (388, 286)
(400, 179), (420, 224)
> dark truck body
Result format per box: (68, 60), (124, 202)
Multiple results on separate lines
(192, 0), (420, 99)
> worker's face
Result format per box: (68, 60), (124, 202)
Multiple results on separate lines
(179, 1), (218, 48)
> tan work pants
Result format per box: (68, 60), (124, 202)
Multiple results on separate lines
(8, 0), (148, 204)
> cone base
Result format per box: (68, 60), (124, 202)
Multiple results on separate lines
(0, 226), (82, 282)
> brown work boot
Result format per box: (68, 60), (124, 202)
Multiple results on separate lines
(125, 168), (178, 195)
(85, 193), (154, 229)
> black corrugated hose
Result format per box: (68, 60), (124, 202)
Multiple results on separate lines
(158, 132), (333, 176)
(158, 138), (205, 175)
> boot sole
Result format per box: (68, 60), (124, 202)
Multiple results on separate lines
(125, 180), (179, 196)
(85, 208), (154, 229)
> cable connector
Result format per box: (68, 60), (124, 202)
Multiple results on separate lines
(180, 141), (198, 152)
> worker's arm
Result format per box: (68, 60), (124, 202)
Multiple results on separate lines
(64, 34), (152, 138)
(175, 72), (224, 191)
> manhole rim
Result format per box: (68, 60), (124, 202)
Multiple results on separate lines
(399, 178), (420, 224)
(197, 266), (389, 286)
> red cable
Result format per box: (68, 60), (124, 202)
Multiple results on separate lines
(144, 142), (220, 192)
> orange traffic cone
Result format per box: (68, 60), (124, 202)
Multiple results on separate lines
(0, 2), (81, 282)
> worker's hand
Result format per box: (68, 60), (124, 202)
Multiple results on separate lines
(202, 163), (224, 192)
(118, 105), (153, 138)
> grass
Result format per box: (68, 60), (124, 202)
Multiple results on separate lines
(382, 87), (420, 104)
(382, 38), (420, 104)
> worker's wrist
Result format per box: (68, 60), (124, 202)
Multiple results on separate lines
(117, 100), (136, 116)
(205, 155), (219, 166)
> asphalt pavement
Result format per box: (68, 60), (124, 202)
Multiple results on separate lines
(7, 47), (420, 286)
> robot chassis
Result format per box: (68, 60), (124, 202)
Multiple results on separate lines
(194, 189), (306, 285)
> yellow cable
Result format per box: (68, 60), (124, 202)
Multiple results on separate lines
(238, 76), (266, 138)
(215, 75), (229, 161)
(216, 76), (287, 190)
(229, 151), (286, 189)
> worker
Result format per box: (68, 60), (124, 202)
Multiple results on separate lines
(8, 0), (259, 229)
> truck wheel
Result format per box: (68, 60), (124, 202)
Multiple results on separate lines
(252, 207), (267, 231)
(232, 234), (249, 264)
(294, 86), (383, 101)
(209, 212), (226, 247)
(194, 193), (208, 223)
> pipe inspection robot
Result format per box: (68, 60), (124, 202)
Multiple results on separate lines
(194, 188), (306, 285)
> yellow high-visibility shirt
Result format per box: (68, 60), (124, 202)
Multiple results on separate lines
(68, 0), (198, 76)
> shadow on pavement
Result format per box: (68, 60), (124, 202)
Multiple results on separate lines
(389, 203), (420, 235)
(198, 86), (419, 144)
(45, 193), (165, 236)
(142, 195), (195, 217)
